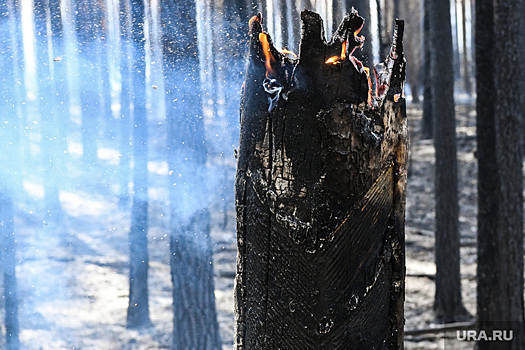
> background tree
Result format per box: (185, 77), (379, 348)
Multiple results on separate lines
(75, 0), (104, 166)
(429, 0), (468, 322)
(0, 1), (21, 348)
(459, 0), (471, 95)
(119, 0), (133, 207)
(127, 0), (151, 329)
(161, 0), (221, 348)
(34, 0), (62, 222)
(421, 0), (432, 139)
(476, 0), (524, 348)
(399, 0), (422, 103)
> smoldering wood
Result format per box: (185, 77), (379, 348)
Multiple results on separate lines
(235, 10), (407, 349)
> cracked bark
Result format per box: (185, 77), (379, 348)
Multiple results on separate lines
(235, 10), (408, 350)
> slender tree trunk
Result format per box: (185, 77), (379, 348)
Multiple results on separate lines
(460, 0), (471, 95)
(10, 0), (28, 165)
(429, 0), (468, 323)
(126, 0), (151, 328)
(0, 193), (20, 350)
(235, 12), (407, 349)
(76, 0), (103, 166)
(49, 0), (70, 172)
(119, 0), (132, 207)
(160, 0), (221, 348)
(422, 0), (432, 139)
(0, 3), (21, 348)
(35, 0), (62, 222)
(476, 0), (525, 348)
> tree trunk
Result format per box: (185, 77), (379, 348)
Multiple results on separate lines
(460, 0), (471, 95)
(429, 0), (468, 322)
(75, 0), (103, 166)
(235, 11), (407, 349)
(421, 0), (432, 139)
(118, 0), (132, 207)
(160, 0), (221, 348)
(126, 0), (151, 329)
(476, 0), (525, 348)
(35, 0), (62, 222)
(0, 2), (21, 348)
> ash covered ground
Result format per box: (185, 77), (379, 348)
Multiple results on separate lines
(0, 103), (482, 349)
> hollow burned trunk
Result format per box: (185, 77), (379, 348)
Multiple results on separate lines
(234, 10), (407, 349)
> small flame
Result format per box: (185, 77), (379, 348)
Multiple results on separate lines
(363, 67), (372, 106)
(259, 33), (276, 77)
(282, 48), (297, 59)
(325, 40), (347, 65)
(249, 15), (259, 29)
(394, 93), (401, 103)
(325, 56), (339, 64)
(354, 29), (365, 48)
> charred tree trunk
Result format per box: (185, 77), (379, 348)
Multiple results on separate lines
(126, 0), (151, 329)
(235, 11), (407, 349)
(476, 0), (525, 348)
(429, 0), (468, 322)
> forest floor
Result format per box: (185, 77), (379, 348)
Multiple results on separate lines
(0, 102), (482, 349)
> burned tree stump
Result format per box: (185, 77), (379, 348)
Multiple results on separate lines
(235, 10), (407, 349)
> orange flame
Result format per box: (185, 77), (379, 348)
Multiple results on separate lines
(259, 33), (276, 77)
(282, 48), (297, 58)
(363, 67), (372, 106)
(354, 25), (365, 48)
(249, 15), (259, 28)
(325, 40), (347, 65)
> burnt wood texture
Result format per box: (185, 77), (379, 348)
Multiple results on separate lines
(235, 10), (408, 350)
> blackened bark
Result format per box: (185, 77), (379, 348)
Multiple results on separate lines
(429, 0), (468, 322)
(126, 0), (151, 329)
(476, 0), (525, 348)
(421, 0), (432, 139)
(161, 0), (221, 348)
(235, 12), (407, 349)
